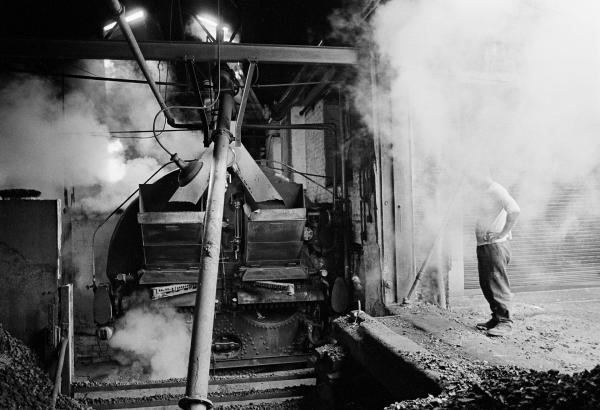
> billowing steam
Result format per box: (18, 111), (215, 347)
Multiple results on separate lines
(109, 303), (191, 380)
(0, 76), (125, 194)
(0, 60), (205, 213)
(361, 0), (600, 225)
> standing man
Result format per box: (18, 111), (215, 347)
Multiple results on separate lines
(472, 175), (520, 337)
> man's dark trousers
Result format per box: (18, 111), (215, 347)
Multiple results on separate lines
(477, 241), (513, 323)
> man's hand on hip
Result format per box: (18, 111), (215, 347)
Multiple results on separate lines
(485, 232), (502, 242)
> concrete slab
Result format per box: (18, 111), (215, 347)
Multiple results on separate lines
(333, 312), (442, 401)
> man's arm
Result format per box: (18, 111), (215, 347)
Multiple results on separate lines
(497, 210), (520, 237)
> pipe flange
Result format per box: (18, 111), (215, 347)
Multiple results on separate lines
(109, 0), (125, 16)
(211, 128), (234, 143)
(178, 396), (214, 410)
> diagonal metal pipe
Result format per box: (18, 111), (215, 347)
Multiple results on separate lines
(106, 0), (171, 120)
(106, 0), (204, 186)
(179, 68), (235, 410)
(106, 0), (203, 130)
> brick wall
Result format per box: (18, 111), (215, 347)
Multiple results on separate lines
(288, 101), (333, 203)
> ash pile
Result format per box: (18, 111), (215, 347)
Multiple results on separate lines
(387, 364), (600, 410)
(0, 323), (88, 410)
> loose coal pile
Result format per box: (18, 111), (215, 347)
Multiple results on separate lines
(79, 387), (310, 409)
(387, 365), (600, 410)
(218, 399), (304, 409)
(0, 323), (88, 410)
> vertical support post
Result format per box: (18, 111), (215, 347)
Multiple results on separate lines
(393, 81), (417, 302)
(59, 284), (73, 396)
(180, 69), (235, 410)
(370, 52), (396, 305)
(338, 89), (350, 282)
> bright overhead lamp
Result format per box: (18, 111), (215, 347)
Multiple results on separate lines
(196, 14), (229, 36)
(103, 9), (145, 32)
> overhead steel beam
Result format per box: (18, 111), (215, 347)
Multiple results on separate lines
(0, 39), (358, 65)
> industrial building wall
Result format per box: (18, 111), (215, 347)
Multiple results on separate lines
(0, 199), (60, 350)
(287, 103), (331, 204)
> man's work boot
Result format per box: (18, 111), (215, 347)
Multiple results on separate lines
(487, 322), (512, 337)
(476, 317), (498, 330)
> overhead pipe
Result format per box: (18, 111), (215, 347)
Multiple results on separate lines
(106, 0), (203, 185)
(179, 67), (235, 410)
(106, 0), (202, 130)
(186, 61), (211, 147)
(298, 66), (336, 116)
(107, 0), (171, 120)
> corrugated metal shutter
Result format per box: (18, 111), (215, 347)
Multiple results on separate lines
(464, 184), (600, 291)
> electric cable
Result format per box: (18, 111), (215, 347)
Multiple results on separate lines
(151, 105), (221, 157)
(157, 61), (167, 135)
(263, 166), (331, 180)
(89, 161), (175, 289)
(111, 135), (155, 139)
(256, 160), (333, 194)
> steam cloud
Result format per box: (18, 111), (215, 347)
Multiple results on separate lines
(0, 60), (205, 213)
(0, 76), (123, 195)
(361, 0), (600, 226)
(109, 303), (191, 380)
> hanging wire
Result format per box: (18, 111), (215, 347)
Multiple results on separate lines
(89, 161), (174, 289)
(111, 135), (155, 139)
(256, 159), (334, 194)
(151, 105), (222, 157)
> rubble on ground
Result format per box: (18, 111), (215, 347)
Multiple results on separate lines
(0, 323), (88, 410)
(217, 399), (304, 409)
(78, 386), (310, 409)
(386, 364), (600, 409)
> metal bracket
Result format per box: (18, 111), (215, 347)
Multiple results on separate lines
(178, 396), (214, 410)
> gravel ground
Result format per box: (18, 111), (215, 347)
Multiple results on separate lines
(385, 295), (600, 374)
(217, 399), (304, 409)
(0, 323), (89, 410)
(381, 296), (600, 409)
